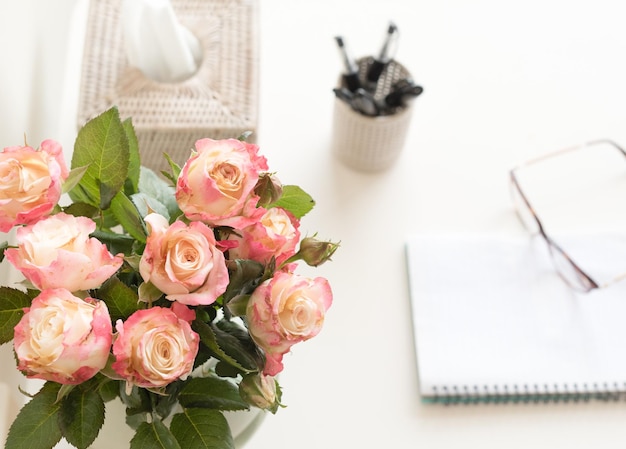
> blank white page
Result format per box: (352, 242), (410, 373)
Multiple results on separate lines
(406, 233), (626, 403)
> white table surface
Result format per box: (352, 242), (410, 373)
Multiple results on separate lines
(4, 1), (626, 448)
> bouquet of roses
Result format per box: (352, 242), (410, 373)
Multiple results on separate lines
(0, 107), (338, 449)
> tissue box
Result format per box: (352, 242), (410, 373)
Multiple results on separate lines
(77, 0), (259, 174)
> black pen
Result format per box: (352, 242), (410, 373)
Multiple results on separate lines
(384, 78), (423, 110)
(334, 36), (361, 92)
(366, 22), (399, 85)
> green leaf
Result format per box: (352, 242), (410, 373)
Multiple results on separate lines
(123, 117), (141, 194)
(98, 355), (126, 382)
(69, 107), (130, 208)
(98, 378), (120, 402)
(120, 384), (152, 413)
(193, 344), (214, 370)
(25, 289), (40, 300)
(270, 185), (315, 219)
(214, 361), (242, 378)
(237, 130), (253, 142)
(126, 412), (149, 431)
(224, 294), (250, 317)
(223, 259), (265, 306)
(137, 166), (181, 221)
(131, 192), (171, 222)
(56, 384), (76, 403)
(0, 287), (32, 344)
(0, 240), (9, 263)
(178, 377), (249, 411)
(192, 321), (254, 374)
(131, 419), (182, 449)
(214, 319), (263, 372)
(110, 190), (147, 243)
(58, 387), (105, 449)
(162, 152), (181, 184)
(62, 201), (99, 219)
(61, 165), (89, 195)
(154, 382), (184, 420)
(97, 276), (140, 322)
(91, 229), (137, 256)
(5, 382), (63, 449)
(170, 408), (234, 449)
(99, 180), (119, 210)
(138, 281), (164, 304)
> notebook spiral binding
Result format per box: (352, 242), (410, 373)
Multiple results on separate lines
(425, 383), (626, 405)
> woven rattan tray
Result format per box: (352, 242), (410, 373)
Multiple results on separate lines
(77, 0), (259, 173)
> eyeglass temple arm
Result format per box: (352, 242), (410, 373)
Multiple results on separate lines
(510, 139), (626, 172)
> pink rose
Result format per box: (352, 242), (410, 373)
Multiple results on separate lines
(139, 213), (229, 306)
(228, 207), (300, 266)
(0, 139), (68, 232)
(112, 304), (199, 388)
(246, 272), (333, 376)
(14, 288), (112, 385)
(175, 138), (268, 229)
(5, 213), (124, 292)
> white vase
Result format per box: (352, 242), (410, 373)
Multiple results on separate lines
(84, 398), (265, 449)
(0, 344), (265, 449)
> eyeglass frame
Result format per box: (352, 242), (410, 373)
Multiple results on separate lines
(509, 138), (626, 292)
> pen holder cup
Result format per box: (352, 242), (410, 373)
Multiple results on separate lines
(331, 58), (415, 172)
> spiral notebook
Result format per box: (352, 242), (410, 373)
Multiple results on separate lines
(406, 232), (626, 404)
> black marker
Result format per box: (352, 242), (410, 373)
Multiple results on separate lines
(384, 78), (423, 109)
(366, 22), (399, 84)
(334, 36), (361, 92)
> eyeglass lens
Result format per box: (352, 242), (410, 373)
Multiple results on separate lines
(512, 179), (593, 291)
(510, 179), (540, 235)
(511, 140), (626, 291)
(547, 240), (594, 292)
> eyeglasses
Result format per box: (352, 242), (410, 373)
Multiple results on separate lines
(510, 139), (626, 292)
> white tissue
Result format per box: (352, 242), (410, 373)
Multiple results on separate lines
(121, 0), (202, 83)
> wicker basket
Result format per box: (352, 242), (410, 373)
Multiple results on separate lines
(77, 0), (259, 174)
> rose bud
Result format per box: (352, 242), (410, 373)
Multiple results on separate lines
(297, 236), (340, 267)
(239, 373), (282, 413)
(254, 173), (283, 207)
